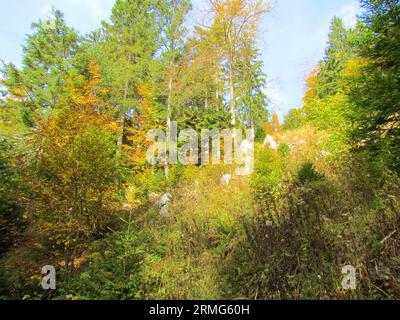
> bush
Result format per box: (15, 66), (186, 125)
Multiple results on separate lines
(222, 183), (336, 299)
(296, 162), (325, 185)
(222, 158), (400, 299)
(58, 215), (147, 300)
(278, 142), (291, 158)
(251, 146), (285, 203)
(167, 163), (185, 188)
(177, 108), (231, 131)
(0, 141), (26, 254)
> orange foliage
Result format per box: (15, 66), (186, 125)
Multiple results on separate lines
(262, 112), (281, 135)
(303, 67), (320, 106)
(125, 82), (160, 168)
(71, 61), (108, 109)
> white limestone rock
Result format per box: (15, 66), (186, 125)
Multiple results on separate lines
(157, 193), (172, 216)
(263, 134), (278, 150)
(236, 139), (255, 176)
(222, 174), (232, 185)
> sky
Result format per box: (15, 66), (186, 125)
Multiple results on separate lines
(0, 0), (361, 120)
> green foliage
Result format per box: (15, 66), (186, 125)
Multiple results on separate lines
(345, 0), (400, 173)
(2, 0), (400, 301)
(177, 108), (231, 131)
(251, 146), (285, 202)
(167, 163), (185, 188)
(278, 142), (291, 158)
(296, 162), (325, 185)
(298, 17), (357, 156)
(60, 215), (147, 300)
(224, 187), (335, 299)
(283, 108), (306, 130)
(317, 16), (356, 99)
(1, 9), (80, 126)
(0, 141), (26, 254)
(237, 48), (269, 127)
(225, 159), (400, 299)
(104, 0), (161, 86)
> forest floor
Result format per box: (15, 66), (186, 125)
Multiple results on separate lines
(138, 164), (254, 299)
(136, 130), (310, 299)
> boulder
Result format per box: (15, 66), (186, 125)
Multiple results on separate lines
(157, 193), (172, 216)
(236, 139), (255, 176)
(221, 174), (232, 185)
(263, 134), (278, 150)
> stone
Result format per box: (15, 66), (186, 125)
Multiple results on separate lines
(157, 193), (172, 216)
(320, 150), (332, 157)
(263, 134), (278, 150)
(240, 139), (251, 154)
(236, 139), (254, 176)
(148, 192), (160, 204)
(222, 174), (232, 185)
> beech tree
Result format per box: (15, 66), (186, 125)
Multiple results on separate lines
(208, 0), (270, 126)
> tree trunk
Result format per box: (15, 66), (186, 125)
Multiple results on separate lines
(251, 117), (256, 140)
(165, 76), (173, 178)
(117, 113), (125, 149)
(117, 81), (129, 155)
(167, 77), (173, 125)
(229, 58), (236, 126)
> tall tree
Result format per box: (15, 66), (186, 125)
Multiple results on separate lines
(158, 0), (192, 125)
(236, 46), (268, 133)
(208, 0), (270, 126)
(101, 0), (162, 152)
(1, 9), (79, 126)
(157, 0), (191, 176)
(176, 26), (225, 113)
(317, 16), (354, 99)
(346, 0), (400, 171)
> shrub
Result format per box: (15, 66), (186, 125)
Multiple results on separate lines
(221, 184), (337, 299)
(278, 142), (291, 158)
(296, 162), (325, 185)
(251, 146), (285, 203)
(167, 163), (185, 188)
(58, 215), (147, 300)
(222, 158), (400, 300)
(0, 141), (26, 254)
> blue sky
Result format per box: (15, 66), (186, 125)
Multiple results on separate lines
(260, 0), (360, 119)
(0, 0), (361, 119)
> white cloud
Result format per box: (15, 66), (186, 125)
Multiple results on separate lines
(266, 83), (289, 120)
(340, 4), (358, 28)
(86, 0), (108, 21)
(42, 1), (112, 24)
(41, 4), (53, 17)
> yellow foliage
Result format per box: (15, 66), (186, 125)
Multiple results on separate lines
(303, 67), (320, 106)
(262, 112), (281, 135)
(342, 57), (370, 79)
(126, 81), (160, 168)
(71, 60), (108, 110)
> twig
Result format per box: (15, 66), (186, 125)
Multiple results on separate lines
(380, 230), (397, 245)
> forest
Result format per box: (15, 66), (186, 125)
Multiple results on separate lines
(0, 0), (399, 300)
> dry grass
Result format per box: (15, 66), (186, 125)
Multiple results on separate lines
(140, 165), (254, 299)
